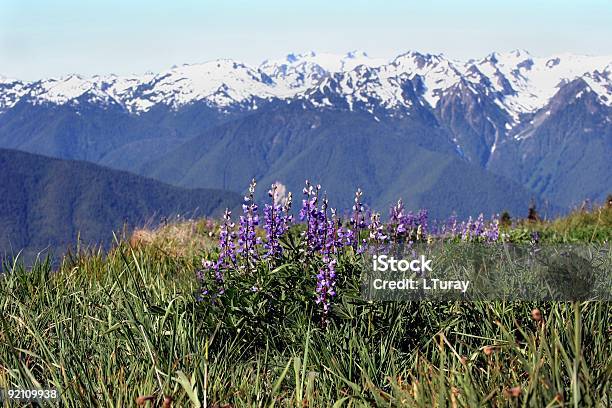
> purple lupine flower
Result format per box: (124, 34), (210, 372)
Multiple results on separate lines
(300, 189), (346, 318)
(315, 256), (337, 316)
(351, 188), (367, 227)
(237, 179), (261, 267)
(473, 214), (485, 238)
(401, 211), (420, 242)
(455, 213), (500, 243)
(263, 183), (293, 258)
(483, 215), (500, 242)
(324, 208), (348, 255)
(215, 210), (238, 280)
(368, 212), (388, 244)
(219, 209), (238, 260)
(388, 199), (408, 241)
(347, 188), (367, 251)
(461, 216), (473, 241)
(300, 181), (327, 254)
(446, 213), (458, 239)
(311, 207), (348, 318)
(197, 209), (236, 299)
(313, 194), (330, 253)
(456, 214), (501, 242)
(299, 180), (316, 247)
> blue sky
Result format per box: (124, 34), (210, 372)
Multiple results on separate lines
(1, 0), (611, 79)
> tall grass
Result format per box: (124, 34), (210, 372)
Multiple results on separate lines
(509, 204), (612, 243)
(1, 238), (610, 407)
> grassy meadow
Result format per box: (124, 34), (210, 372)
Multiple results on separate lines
(0, 201), (611, 407)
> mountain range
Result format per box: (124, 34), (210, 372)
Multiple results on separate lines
(0, 148), (241, 263)
(1, 50), (610, 221)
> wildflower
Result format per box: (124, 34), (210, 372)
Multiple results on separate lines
(483, 215), (500, 242)
(388, 199), (408, 241)
(196, 209), (236, 298)
(461, 217), (473, 241)
(348, 188), (367, 251)
(389, 199), (406, 230)
(217, 209), (237, 270)
(300, 181), (327, 253)
(310, 208), (349, 317)
(473, 213), (485, 237)
(368, 212), (388, 244)
(394, 209), (428, 243)
(326, 208), (348, 253)
(263, 183), (292, 258)
(237, 179), (260, 266)
(315, 256), (337, 316)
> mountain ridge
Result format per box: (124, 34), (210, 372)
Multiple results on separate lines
(1, 49), (610, 212)
(2, 50), (610, 115)
(0, 148), (242, 262)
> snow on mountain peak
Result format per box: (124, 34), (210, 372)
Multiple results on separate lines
(1, 50), (610, 115)
(474, 51), (612, 119)
(582, 67), (612, 107)
(390, 51), (465, 107)
(0, 76), (28, 112)
(26, 75), (116, 106)
(259, 51), (387, 94)
(125, 59), (279, 111)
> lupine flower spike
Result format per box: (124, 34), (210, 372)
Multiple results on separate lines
(237, 178), (260, 270)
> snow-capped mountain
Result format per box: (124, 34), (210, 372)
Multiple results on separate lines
(25, 75), (124, 107)
(125, 60), (276, 112)
(0, 76), (28, 112)
(260, 50), (387, 93)
(299, 51), (494, 119)
(473, 50), (612, 121)
(2, 50), (610, 117)
(389, 51), (468, 107)
(1, 50), (610, 211)
(295, 49), (612, 125)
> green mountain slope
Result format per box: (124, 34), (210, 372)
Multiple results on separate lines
(142, 107), (543, 218)
(488, 79), (612, 208)
(0, 149), (241, 261)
